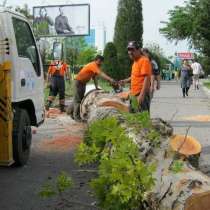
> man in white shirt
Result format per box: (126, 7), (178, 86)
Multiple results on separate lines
(191, 60), (202, 90)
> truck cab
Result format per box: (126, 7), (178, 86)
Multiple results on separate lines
(0, 8), (45, 166)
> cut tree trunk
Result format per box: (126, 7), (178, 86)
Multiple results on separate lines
(80, 89), (210, 210)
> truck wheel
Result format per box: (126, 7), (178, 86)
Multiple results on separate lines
(13, 108), (32, 166)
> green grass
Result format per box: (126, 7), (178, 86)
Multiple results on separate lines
(203, 81), (210, 89)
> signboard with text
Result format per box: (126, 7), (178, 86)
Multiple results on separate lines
(176, 52), (194, 60)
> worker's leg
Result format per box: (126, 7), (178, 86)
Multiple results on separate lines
(73, 80), (86, 121)
(139, 92), (151, 113)
(195, 75), (199, 89)
(45, 77), (58, 110)
(58, 76), (65, 112)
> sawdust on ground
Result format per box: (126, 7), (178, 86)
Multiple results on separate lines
(41, 134), (82, 152)
(39, 108), (86, 152)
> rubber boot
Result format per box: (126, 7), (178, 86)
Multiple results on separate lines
(60, 104), (65, 113)
(73, 103), (81, 121)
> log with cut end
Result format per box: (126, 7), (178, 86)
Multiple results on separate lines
(80, 89), (129, 121)
(80, 90), (210, 210)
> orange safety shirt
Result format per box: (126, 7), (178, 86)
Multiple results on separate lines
(48, 61), (67, 77)
(130, 56), (152, 96)
(75, 61), (100, 83)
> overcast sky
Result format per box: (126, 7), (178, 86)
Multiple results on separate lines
(7, 0), (189, 56)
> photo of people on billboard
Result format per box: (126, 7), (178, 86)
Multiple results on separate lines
(33, 4), (90, 37)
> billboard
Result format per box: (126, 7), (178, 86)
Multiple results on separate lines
(33, 4), (90, 37)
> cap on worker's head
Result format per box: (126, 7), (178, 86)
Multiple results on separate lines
(95, 55), (104, 61)
(127, 41), (140, 50)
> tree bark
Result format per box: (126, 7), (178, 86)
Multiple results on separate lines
(80, 89), (210, 210)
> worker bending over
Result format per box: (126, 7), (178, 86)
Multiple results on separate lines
(72, 55), (116, 121)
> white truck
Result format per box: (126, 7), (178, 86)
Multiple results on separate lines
(0, 8), (45, 166)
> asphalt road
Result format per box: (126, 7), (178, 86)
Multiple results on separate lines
(0, 115), (98, 210)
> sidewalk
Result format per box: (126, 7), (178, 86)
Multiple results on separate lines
(151, 80), (210, 174)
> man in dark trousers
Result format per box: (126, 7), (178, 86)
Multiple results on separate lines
(120, 41), (152, 113)
(142, 48), (160, 98)
(45, 60), (69, 112)
(72, 55), (116, 121)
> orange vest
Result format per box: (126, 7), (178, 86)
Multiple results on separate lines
(48, 60), (67, 77)
(75, 61), (100, 83)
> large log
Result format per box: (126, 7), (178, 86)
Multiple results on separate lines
(80, 89), (210, 210)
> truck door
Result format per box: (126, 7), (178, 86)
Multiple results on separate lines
(12, 17), (44, 124)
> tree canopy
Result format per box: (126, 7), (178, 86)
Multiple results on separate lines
(114, 0), (143, 78)
(159, 0), (210, 56)
(103, 42), (120, 79)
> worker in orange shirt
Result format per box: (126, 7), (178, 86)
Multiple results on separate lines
(119, 41), (152, 113)
(72, 55), (116, 121)
(45, 60), (69, 112)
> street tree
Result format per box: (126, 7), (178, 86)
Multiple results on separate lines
(114, 0), (143, 78)
(103, 42), (120, 79)
(77, 47), (97, 65)
(159, 0), (210, 73)
(144, 42), (172, 71)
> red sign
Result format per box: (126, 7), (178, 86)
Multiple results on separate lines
(177, 52), (194, 60)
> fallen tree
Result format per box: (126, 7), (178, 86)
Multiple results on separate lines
(76, 89), (210, 210)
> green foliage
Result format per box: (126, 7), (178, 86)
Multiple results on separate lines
(114, 0), (143, 78)
(203, 81), (210, 89)
(159, 5), (192, 41)
(75, 117), (156, 210)
(77, 47), (97, 65)
(39, 184), (56, 198)
(129, 95), (139, 113)
(39, 171), (73, 199)
(146, 129), (161, 147)
(85, 117), (125, 146)
(144, 42), (172, 72)
(171, 160), (184, 173)
(64, 37), (88, 68)
(122, 111), (151, 130)
(122, 112), (161, 147)
(75, 143), (101, 165)
(56, 171), (73, 193)
(103, 42), (120, 79)
(91, 158), (155, 210)
(160, 0), (210, 66)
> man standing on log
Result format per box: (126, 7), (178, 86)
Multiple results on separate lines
(120, 41), (152, 113)
(72, 55), (117, 121)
